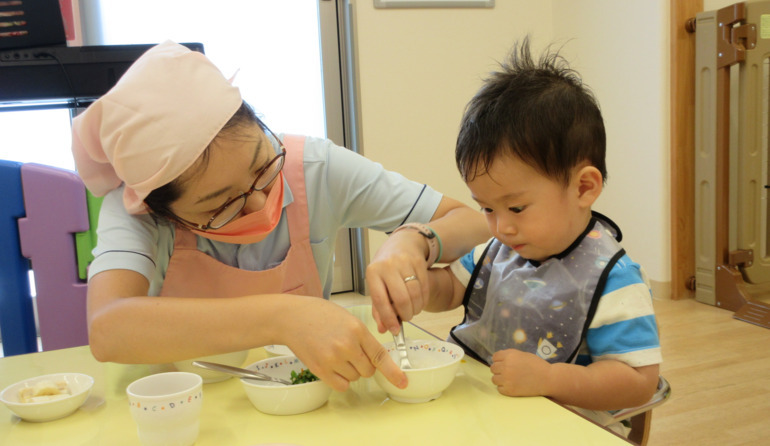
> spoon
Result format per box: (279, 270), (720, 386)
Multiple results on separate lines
(393, 318), (412, 370)
(192, 361), (292, 385)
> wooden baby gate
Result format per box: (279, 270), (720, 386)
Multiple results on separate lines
(693, 0), (770, 328)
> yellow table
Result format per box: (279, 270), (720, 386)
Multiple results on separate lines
(0, 321), (630, 445)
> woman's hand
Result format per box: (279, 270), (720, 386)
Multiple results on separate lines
(366, 229), (431, 335)
(282, 299), (407, 392)
(368, 197), (489, 335)
(88, 271), (405, 392)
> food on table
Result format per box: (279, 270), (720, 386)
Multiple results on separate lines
(290, 369), (319, 385)
(18, 379), (71, 403)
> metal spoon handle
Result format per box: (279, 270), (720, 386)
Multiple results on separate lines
(192, 360), (291, 385)
(393, 320), (412, 370)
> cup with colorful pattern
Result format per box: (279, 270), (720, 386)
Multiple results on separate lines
(126, 372), (203, 446)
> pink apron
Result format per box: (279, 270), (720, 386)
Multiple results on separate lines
(159, 135), (324, 298)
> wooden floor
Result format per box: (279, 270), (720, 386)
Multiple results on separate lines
(643, 298), (770, 446)
(333, 294), (770, 445)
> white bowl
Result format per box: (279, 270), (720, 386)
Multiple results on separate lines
(374, 339), (464, 403)
(0, 373), (94, 422)
(173, 350), (249, 383)
(241, 356), (331, 415)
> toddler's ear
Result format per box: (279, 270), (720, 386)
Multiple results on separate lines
(575, 165), (603, 207)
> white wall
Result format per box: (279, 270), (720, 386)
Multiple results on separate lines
(352, 0), (671, 295)
(550, 0), (671, 293)
(351, 0), (552, 256)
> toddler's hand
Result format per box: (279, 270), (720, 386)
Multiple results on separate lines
(490, 349), (551, 397)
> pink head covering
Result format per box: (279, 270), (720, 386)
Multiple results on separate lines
(71, 40), (242, 214)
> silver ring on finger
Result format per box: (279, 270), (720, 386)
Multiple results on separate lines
(403, 275), (418, 283)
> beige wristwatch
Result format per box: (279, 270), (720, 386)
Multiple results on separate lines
(391, 223), (441, 265)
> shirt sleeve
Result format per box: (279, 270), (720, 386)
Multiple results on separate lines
(449, 239), (494, 288)
(87, 187), (162, 283)
(307, 137), (443, 231)
(585, 255), (662, 368)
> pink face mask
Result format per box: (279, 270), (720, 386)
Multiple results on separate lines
(190, 172), (285, 244)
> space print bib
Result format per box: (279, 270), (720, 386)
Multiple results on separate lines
(450, 214), (624, 366)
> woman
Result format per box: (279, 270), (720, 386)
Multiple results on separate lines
(72, 41), (488, 391)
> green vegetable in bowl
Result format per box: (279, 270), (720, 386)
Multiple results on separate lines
(290, 369), (319, 385)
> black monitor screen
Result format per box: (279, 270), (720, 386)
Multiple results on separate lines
(0, 0), (66, 51)
(0, 43), (205, 110)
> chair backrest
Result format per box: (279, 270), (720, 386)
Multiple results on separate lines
(17, 163), (92, 352)
(0, 161), (100, 355)
(0, 160), (38, 356)
(75, 191), (103, 280)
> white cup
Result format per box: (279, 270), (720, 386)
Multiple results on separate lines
(126, 372), (203, 446)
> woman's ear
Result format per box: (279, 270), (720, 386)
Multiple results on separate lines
(574, 165), (603, 208)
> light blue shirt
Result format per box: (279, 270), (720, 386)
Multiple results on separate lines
(89, 135), (443, 297)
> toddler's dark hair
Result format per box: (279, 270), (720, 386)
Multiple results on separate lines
(455, 36), (606, 186)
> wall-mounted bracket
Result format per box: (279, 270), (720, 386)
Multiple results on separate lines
(729, 249), (754, 268)
(716, 3), (754, 68)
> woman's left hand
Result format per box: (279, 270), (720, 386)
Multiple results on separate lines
(366, 229), (430, 335)
(367, 197), (489, 335)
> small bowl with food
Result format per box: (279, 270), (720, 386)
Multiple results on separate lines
(241, 356), (331, 415)
(173, 350), (249, 383)
(374, 338), (464, 403)
(0, 373), (94, 422)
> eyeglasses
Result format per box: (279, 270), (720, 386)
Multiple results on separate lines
(173, 127), (286, 231)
